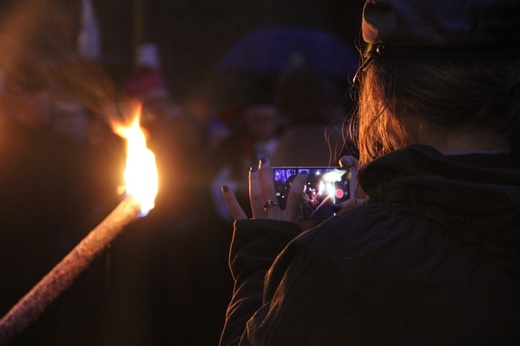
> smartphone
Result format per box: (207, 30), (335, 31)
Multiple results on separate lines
(272, 166), (351, 219)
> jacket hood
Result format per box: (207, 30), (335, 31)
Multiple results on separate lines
(359, 145), (520, 272)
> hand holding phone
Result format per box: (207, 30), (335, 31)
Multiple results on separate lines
(222, 158), (307, 224)
(272, 166), (351, 219)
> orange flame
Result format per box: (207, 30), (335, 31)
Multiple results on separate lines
(112, 105), (158, 216)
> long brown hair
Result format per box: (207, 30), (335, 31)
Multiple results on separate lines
(351, 58), (520, 165)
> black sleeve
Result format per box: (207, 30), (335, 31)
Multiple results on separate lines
(219, 219), (301, 346)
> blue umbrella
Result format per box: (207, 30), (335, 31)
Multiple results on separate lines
(217, 26), (359, 79)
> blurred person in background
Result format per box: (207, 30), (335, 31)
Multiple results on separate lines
(211, 93), (285, 223)
(184, 85), (232, 155)
(269, 66), (354, 167)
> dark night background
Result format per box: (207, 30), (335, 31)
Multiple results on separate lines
(100, 0), (364, 102)
(0, 0), (364, 102)
(0, 0), (364, 345)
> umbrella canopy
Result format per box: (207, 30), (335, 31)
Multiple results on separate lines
(217, 27), (359, 79)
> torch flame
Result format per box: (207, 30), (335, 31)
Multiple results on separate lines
(113, 105), (158, 216)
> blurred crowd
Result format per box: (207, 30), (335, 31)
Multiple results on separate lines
(0, 39), (357, 345)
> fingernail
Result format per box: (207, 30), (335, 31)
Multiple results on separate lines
(331, 204), (341, 213)
(260, 157), (267, 164)
(222, 185), (229, 193)
(250, 165), (258, 172)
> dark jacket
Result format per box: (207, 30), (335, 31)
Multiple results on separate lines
(220, 145), (520, 345)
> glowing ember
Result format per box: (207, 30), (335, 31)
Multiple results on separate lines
(113, 105), (158, 216)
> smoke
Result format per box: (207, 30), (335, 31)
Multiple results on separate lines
(0, 0), (129, 121)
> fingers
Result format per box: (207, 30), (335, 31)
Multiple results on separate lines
(339, 155), (359, 169)
(259, 158), (275, 200)
(221, 185), (247, 220)
(259, 158), (285, 219)
(338, 154), (367, 210)
(259, 158), (277, 208)
(251, 158), (280, 219)
(284, 173), (307, 222)
(238, 158), (309, 223)
(249, 164), (266, 218)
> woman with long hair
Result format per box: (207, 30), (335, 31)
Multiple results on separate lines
(219, 1), (520, 344)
